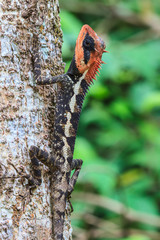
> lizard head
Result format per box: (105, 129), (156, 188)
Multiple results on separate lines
(75, 24), (107, 84)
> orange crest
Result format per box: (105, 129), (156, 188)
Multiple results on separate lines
(75, 24), (107, 84)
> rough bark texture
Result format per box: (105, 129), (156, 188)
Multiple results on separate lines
(0, 0), (72, 239)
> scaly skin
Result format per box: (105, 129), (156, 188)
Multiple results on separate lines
(29, 25), (107, 240)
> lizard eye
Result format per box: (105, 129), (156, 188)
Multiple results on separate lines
(84, 39), (91, 47)
(83, 34), (95, 51)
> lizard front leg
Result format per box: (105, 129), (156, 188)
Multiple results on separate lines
(32, 34), (69, 85)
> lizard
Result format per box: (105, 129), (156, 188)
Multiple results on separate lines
(29, 24), (107, 240)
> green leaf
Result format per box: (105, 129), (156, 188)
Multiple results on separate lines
(60, 10), (82, 35)
(79, 160), (118, 196)
(73, 137), (97, 162)
(88, 81), (110, 100)
(95, 120), (131, 147)
(124, 193), (158, 216)
(142, 92), (160, 113)
(110, 99), (132, 120)
(131, 148), (160, 171)
(80, 103), (110, 128)
(129, 82), (155, 113)
(120, 235), (151, 240)
(60, 10), (83, 58)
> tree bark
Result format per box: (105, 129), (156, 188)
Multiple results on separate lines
(0, 0), (72, 239)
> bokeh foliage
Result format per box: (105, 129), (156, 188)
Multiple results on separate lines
(60, 0), (160, 239)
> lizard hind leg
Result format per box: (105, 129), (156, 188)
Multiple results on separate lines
(67, 159), (83, 212)
(68, 159), (83, 195)
(29, 145), (55, 186)
(29, 146), (42, 186)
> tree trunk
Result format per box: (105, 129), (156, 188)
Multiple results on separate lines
(0, 0), (72, 239)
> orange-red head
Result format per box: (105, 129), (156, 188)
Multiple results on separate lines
(75, 24), (107, 84)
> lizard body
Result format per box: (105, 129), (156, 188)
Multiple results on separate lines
(29, 25), (106, 240)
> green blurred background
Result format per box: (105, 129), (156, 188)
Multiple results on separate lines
(59, 0), (160, 239)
